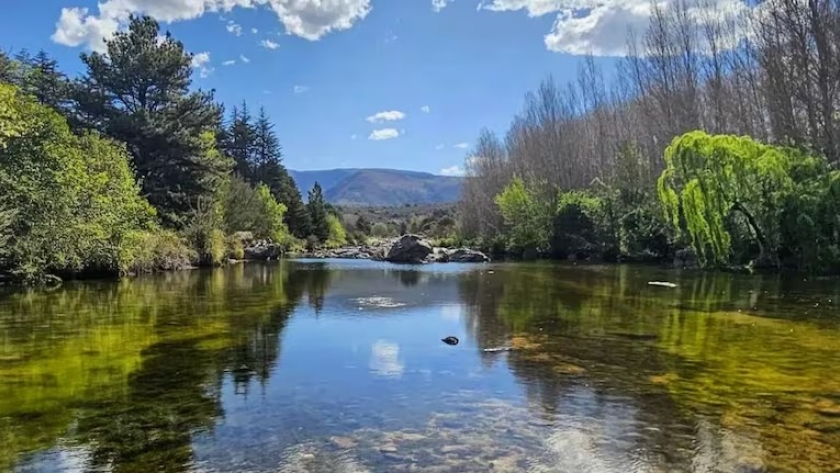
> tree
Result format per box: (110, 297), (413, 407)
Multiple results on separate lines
(494, 177), (553, 251)
(307, 182), (330, 243)
(0, 82), (156, 280)
(276, 173), (311, 238)
(355, 215), (372, 234)
(657, 131), (801, 267)
(325, 214), (347, 248)
(73, 14), (232, 228)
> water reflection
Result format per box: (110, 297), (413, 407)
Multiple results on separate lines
(0, 260), (839, 472)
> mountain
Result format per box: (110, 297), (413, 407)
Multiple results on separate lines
(288, 168), (462, 206)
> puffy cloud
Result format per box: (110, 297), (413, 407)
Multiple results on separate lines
(226, 20), (242, 35)
(478, 0), (753, 56)
(261, 38), (279, 49)
(239, 54), (250, 62)
(420, 105), (431, 113)
(293, 85), (310, 94)
(440, 165), (465, 176)
(222, 59), (236, 65)
(368, 128), (400, 140)
(432, 0), (452, 12)
(366, 110), (405, 123)
(351, 134), (358, 140)
(453, 142), (469, 149)
(190, 51), (213, 77)
(52, 0), (372, 52)
(251, 27), (259, 33)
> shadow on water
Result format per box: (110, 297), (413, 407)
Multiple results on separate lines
(1, 260), (840, 472)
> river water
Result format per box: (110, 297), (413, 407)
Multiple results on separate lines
(1, 259), (839, 473)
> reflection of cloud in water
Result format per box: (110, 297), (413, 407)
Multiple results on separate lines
(369, 340), (404, 377)
(355, 297), (405, 308)
(439, 304), (462, 322)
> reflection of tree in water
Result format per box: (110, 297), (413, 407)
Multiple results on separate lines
(456, 262), (840, 472)
(0, 262), (336, 473)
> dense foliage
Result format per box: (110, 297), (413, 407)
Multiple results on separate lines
(459, 0), (840, 272)
(0, 15), (344, 282)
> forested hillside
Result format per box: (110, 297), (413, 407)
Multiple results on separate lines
(0, 15), (346, 283)
(460, 0), (840, 272)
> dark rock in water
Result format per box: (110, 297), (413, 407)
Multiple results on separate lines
(385, 234), (433, 264)
(447, 248), (490, 263)
(243, 241), (282, 260)
(442, 336), (459, 346)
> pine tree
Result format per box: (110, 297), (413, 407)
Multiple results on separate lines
(355, 214), (371, 234)
(307, 182), (330, 243)
(277, 174), (311, 238)
(226, 102), (255, 180)
(73, 15), (232, 228)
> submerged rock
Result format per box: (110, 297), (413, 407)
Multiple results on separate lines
(447, 248), (490, 263)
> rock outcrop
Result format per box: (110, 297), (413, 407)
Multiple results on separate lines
(385, 234), (434, 264)
(289, 235), (489, 264)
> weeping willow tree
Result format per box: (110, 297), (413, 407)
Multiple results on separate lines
(657, 131), (801, 267)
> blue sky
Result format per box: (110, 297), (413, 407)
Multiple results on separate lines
(0, 0), (726, 175)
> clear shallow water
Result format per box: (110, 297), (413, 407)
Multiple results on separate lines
(1, 260), (840, 473)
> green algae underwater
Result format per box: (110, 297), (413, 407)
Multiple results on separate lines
(1, 260), (839, 473)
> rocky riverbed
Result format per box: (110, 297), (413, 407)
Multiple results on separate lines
(243, 235), (490, 264)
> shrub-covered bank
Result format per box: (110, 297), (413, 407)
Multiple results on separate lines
(0, 16), (348, 284)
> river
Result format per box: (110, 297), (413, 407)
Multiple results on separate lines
(1, 259), (839, 472)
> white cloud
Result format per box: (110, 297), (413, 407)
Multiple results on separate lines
(251, 27), (259, 33)
(368, 128), (400, 140)
(190, 51), (212, 78)
(421, 105), (431, 113)
(440, 165), (465, 176)
(226, 20), (242, 35)
(293, 85), (310, 94)
(52, 0), (373, 52)
(366, 110), (406, 123)
(261, 38), (279, 49)
(478, 0), (754, 56)
(351, 134), (358, 140)
(432, 0), (452, 12)
(222, 59), (236, 66)
(239, 54), (250, 63)
(453, 142), (469, 149)
(435, 144), (445, 150)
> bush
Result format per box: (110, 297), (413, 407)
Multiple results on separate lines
(121, 230), (195, 273)
(325, 214), (347, 248)
(224, 176), (291, 245)
(494, 177), (553, 252)
(0, 83), (156, 281)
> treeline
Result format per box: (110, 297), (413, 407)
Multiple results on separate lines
(459, 0), (840, 272)
(338, 204), (458, 245)
(0, 15), (345, 283)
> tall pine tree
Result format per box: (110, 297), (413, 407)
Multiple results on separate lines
(307, 182), (330, 243)
(72, 15), (232, 228)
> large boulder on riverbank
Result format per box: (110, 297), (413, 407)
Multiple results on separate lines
(385, 235), (433, 264)
(243, 240), (282, 260)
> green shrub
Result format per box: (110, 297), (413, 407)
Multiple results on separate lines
(0, 82), (156, 281)
(121, 230), (195, 273)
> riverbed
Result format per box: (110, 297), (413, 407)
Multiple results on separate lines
(1, 259), (839, 472)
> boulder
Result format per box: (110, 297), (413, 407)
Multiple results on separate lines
(243, 243), (282, 260)
(385, 234), (433, 264)
(447, 248), (490, 263)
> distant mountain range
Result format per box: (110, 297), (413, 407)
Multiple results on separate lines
(288, 168), (462, 207)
